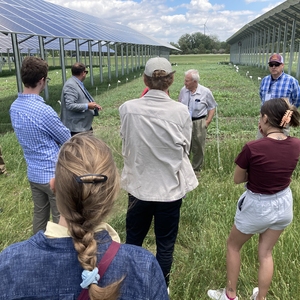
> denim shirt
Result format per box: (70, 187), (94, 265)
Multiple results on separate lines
(0, 230), (169, 300)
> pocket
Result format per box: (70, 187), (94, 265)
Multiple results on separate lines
(238, 196), (245, 211)
(194, 99), (204, 113)
(237, 191), (247, 211)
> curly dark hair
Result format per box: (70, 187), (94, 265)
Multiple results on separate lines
(21, 56), (48, 88)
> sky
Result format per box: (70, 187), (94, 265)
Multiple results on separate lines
(46, 0), (286, 43)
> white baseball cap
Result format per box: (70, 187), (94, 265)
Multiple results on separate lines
(144, 57), (175, 77)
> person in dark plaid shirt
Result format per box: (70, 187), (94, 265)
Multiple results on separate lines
(257, 53), (300, 138)
(260, 53), (300, 107)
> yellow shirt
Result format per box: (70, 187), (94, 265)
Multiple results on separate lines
(44, 221), (120, 242)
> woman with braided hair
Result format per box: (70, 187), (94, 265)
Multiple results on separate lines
(0, 133), (169, 300)
(208, 98), (300, 300)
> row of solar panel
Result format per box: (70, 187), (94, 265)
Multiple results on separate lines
(0, 0), (167, 47)
(0, 33), (118, 53)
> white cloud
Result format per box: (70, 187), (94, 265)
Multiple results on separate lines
(261, 1), (285, 13)
(45, 0), (284, 43)
(188, 0), (224, 11)
(161, 15), (187, 25)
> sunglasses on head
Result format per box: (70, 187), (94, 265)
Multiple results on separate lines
(269, 62), (281, 67)
(41, 77), (51, 83)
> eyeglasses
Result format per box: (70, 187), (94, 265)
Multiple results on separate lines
(84, 70), (89, 74)
(268, 63), (281, 67)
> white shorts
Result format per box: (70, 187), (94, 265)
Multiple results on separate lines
(234, 187), (293, 234)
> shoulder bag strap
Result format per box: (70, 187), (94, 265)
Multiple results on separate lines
(77, 241), (121, 300)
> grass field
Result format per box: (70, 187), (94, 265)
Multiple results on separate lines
(1, 54), (300, 299)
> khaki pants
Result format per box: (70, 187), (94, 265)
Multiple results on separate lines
(191, 118), (207, 171)
(29, 181), (60, 233)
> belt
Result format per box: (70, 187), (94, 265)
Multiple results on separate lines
(192, 115), (206, 121)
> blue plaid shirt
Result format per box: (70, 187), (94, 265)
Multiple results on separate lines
(10, 93), (71, 184)
(260, 72), (300, 107)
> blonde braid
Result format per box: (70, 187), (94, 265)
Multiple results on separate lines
(55, 133), (123, 300)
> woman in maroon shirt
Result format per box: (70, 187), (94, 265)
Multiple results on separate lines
(208, 98), (300, 300)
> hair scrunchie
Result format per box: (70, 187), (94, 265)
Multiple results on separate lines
(80, 267), (100, 289)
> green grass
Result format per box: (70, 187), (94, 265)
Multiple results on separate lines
(1, 54), (300, 299)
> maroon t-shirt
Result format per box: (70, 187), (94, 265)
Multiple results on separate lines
(140, 88), (170, 97)
(235, 137), (300, 194)
(140, 87), (149, 97)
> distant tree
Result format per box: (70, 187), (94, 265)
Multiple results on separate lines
(176, 32), (230, 54)
(210, 34), (220, 49)
(169, 42), (180, 49)
(198, 44), (206, 54)
(169, 42), (181, 55)
(178, 33), (193, 54)
(220, 42), (230, 53)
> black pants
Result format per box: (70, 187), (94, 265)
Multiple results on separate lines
(70, 127), (93, 136)
(125, 194), (182, 286)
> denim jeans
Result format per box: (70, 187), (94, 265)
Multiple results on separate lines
(29, 181), (59, 233)
(126, 194), (182, 286)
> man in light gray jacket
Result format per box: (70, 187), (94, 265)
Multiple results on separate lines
(60, 62), (102, 136)
(119, 57), (198, 289)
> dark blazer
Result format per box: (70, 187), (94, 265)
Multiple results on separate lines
(60, 77), (95, 132)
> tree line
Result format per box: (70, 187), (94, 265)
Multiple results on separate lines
(169, 32), (230, 55)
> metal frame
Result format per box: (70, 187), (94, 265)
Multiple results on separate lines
(227, 0), (300, 78)
(0, 0), (178, 99)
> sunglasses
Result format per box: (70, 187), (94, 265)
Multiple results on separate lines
(42, 77), (51, 83)
(268, 63), (281, 67)
(84, 70), (89, 74)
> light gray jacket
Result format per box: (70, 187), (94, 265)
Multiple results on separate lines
(60, 77), (94, 132)
(119, 89), (198, 201)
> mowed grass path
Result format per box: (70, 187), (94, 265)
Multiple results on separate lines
(1, 55), (300, 299)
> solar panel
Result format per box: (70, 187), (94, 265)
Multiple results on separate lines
(0, 0), (170, 47)
(0, 33), (114, 53)
(0, 0), (177, 97)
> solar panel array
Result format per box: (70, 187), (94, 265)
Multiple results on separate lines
(0, 34), (114, 53)
(0, 0), (174, 50)
(227, 0), (300, 44)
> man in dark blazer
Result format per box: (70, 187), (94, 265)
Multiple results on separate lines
(60, 62), (102, 136)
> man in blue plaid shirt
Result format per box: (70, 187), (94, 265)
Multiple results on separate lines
(10, 57), (71, 233)
(260, 53), (300, 107)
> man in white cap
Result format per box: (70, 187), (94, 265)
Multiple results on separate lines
(260, 53), (300, 107)
(119, 57), (198, 289)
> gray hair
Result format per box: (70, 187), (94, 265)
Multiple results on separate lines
(185, 69), (200, 82)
